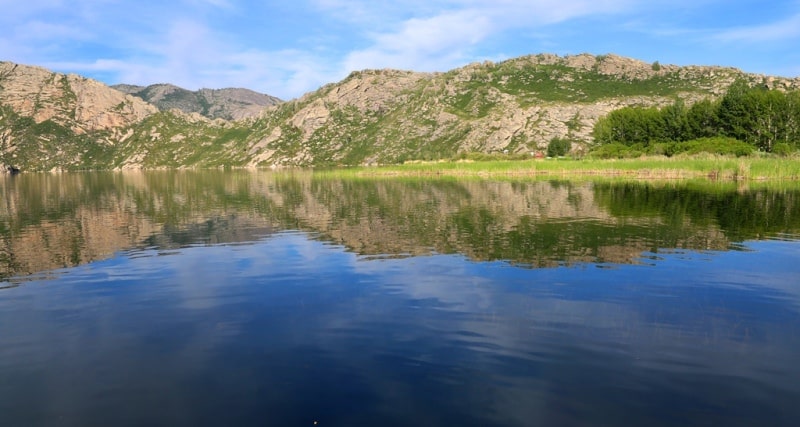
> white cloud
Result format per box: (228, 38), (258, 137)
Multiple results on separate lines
(14, 21), (92, 41)
(343, 9), (493, 71)
(79, 50), (332, 100)
(713, 13), (800, 43)
(340, 0), (635, 73)
(190, 0), (235, 8)
(222, 49), (337, 98)
(40, 15), (338, 99)
(0, 0), (67, 18)
(491, 0), (630, 24)
(3, 0), (799, 98)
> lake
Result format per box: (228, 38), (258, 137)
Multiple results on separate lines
(2, 170), (800, 426)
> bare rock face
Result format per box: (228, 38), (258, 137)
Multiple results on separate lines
(113, 83), (282, 120)
(0, 62), (158, 133)
(200, 88), (282, 120)
(322, 69), (432, 112)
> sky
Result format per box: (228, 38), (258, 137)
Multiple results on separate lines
(1, 0), (799, 100)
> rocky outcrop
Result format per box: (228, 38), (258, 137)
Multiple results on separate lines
(0, 62), (158, 134)
(113, 83), (282, 120)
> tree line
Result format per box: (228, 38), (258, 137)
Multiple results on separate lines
(592, 81), (800, 156)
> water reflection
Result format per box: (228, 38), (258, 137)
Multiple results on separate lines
(1, 232), (798, 426)
(2, 171), (800, 426)
(3, 171), (800, 281)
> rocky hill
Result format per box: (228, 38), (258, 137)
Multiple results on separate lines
(2, 54), (799, 171)
(0, 62), (157, 133)
(236, 53), (800, 166)
(112, 83), (282, 120)
(0, 61), (160, 171)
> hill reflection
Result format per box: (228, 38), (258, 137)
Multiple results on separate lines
(2, 171), (800, 280)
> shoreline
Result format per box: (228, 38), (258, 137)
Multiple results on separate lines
(319, 156), (800, 182)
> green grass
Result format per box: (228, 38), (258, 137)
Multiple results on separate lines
(454, 61), (719, 106)
(315, 156), (800, 182)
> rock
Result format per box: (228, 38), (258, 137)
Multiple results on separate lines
(113, 83), (282, 120)
(0, 61), (158, 133)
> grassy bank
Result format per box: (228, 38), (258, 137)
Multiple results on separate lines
(317, 156), (800, 182)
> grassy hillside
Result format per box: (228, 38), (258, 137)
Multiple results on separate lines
(2, 54), (798, 171)
(0, 105), (117, 171)
(236, 54), (755, 167)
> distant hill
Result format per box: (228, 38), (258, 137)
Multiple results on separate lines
(2, 54), (799, 171)
(112, 83), (282, 120)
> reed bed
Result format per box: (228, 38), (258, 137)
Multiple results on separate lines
(315, 156), (800, 182)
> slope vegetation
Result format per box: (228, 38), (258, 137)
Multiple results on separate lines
(2, 54), (798, 171)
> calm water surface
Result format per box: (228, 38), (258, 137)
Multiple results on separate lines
(1, 171), (800, 426)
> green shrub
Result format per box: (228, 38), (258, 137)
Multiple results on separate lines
(772, 142), (795, 157)
(457, 151), (532, 162)
(671, 137), (754, 157)
(589, 142), (642, 159)
(649, 142), (676, 156)
(546, 137), (571, 157)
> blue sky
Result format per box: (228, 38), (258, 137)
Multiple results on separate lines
(1, 0), (799, 99)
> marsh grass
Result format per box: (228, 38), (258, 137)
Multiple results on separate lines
(315, 156), (800, 182)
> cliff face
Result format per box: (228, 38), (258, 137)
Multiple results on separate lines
(2, 54), (799, 171)
(0, 62), (158, 133)
(0, 61), (160, 171)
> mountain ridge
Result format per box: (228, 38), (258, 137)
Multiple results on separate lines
(2, 53), (799, 171)
(111, 83), (282, 120)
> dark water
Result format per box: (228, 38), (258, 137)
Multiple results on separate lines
(1, 171), (800, 426)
